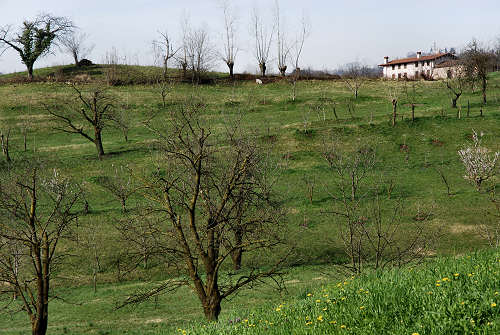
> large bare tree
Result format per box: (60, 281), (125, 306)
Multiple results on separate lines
(0, 167), (81, 335)
(61, 31), (94, 66)
(46, 84), (118, 160)
(121, 105), (286, 321)
(252, 7), (275, 77)
(220, 0), (238, 78)
(0, 13), (74, 80)
(461, 39), (495, 104)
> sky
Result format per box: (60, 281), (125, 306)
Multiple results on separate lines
(0, 0), (499, 74)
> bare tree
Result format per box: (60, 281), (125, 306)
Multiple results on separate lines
(121, 105), (287, 321)
(152, 31), (179, 81)
(61, 31), (94, 66)
(0, 13), (74, 80)
(220, 0), (238, 78)
(0, 167), (81, 335)
(185, 25), (216, 84)
(323, 142), (434, 273)
(461, 39), (495, 104)
(96, 164), (135, 213)
(458, 130), (499, 191)
(444, 67), (467, 108)
(290, 15), (309, 101)
(275, 1), (290, 77)
(252, 7), (274, 77)
(403, 79), (421, 121)
(341, 62), (369, 99)
(46, 84), (117, 160)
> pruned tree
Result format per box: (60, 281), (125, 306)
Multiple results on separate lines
(46, 84), (117, 160)
(252, 7), (274, 77)
(341, 62), (369, 99)
(0, 167), (81, 335)
(458, 130), (499, 191)
(61, 31), (94, 66)
(220, 0), (238, 78)
(461, 39), (495, 104)
(275, 1), (290, 77)
(290, 14), (309, 101)
(0, 13), (74, 80)
(122, 105), (287, 321)
(403, 79), (421, 121)
(152, 31), (179, 81)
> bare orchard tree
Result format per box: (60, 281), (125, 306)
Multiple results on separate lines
(96, 164), (136, 213)
(46, 84), (118, 160)
(61, 31), (94, 66)
(220, 0), (238, 78)
(0, 13), (74, 80)
(0, 167), (81, 335)
(403, 79), (421, 121)
(252, 7), (275, 77)
(341, 62), (369, 99)
(152, 31), (179, 81)
(444, 66), (467, 108)
(461, 39), (495, 104)
(121, 105), (287, 321)
(323, 142), (434, 273)
(458, 130), (499, 191)
(185, 25), (216, 84)
(290, 15), (309, 101)
(275, 0), (290, 77)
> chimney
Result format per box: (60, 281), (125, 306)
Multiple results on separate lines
(384, 56), (389, 64)
(417, 51), (422, 59)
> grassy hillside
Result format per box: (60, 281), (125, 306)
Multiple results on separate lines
(0, 68), (499, 333)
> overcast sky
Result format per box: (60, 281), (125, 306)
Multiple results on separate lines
(1, 0), (499, 74)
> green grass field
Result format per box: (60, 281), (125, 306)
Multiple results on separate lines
(0, 66), (499, 334)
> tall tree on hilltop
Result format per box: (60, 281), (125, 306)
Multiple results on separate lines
(0, 14), (74, 80)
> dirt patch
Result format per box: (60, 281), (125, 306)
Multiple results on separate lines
(449, 224), (476, 234)
(146, 319), (164, 324)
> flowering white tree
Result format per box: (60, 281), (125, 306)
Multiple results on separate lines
(458, 130), (499, 191)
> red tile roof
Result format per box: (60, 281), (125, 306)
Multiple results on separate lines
(379, 53), (457, 67)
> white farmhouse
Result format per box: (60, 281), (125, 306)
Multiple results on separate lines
(379, 52), (458, 80)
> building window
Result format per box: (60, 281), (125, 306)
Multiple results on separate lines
(398, 73), (401, 79)
(392, 74), (395, 79)
(415, 62), (418, 67)
(392, 65), (395, 70)
(398, 64), (401, 69)
(415, 71), (419, 78)
(404, 73), (407, 78)
(426, 61), (430, 66)
(404, 64), (407, 69)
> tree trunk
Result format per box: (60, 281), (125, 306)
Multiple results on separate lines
(411, 104), (415, 121)
(392, 99), (397, 127)
(203, 291), (222, 321)
(27, 64), (34, 81)
(482, 77), (487, 104)
(181, 62), (187, 79)
(1, 130), (11, 162)
(259, 62), (266, 77)
(230, 228), (243, 270)
(227, 61), (234, 79)
(73, 51), (79, 67)
(94, 129), (105, 159)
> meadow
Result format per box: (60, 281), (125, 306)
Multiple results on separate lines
(0, 66), (499, 334)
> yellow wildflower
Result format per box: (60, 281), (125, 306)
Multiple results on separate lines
(307, 293), (312, 297)
(492, 303), (497, 307)
(316, 299), (321, 303)
(317, 315), (324, 322)
(340, 325), (346, 329)
(360, 306), (365, 310)
(329, 320), (337, 324)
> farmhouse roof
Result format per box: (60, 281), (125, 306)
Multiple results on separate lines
(378, 53), (457, 67)
(434, 59), (460, 68)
